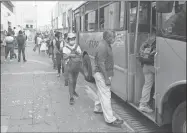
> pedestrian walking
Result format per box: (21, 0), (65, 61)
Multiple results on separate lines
(63, 33), (82, 105)
(16, 30), (27, 62)
(35, 35), (42, 54)
(4, 32), (15, 61)
(93, 30), (124, 126)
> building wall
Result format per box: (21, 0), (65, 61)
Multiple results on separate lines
(1, 1), (15, 31)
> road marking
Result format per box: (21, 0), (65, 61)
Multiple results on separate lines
(1, 116), (10, 133)
(1, 71), (56, 75)
(1, 126), (8, 133)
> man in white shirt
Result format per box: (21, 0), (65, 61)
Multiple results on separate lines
(63, 33), (82, 105)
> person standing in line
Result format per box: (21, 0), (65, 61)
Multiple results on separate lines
(62, 33), (69, 86)
(53, 32), (64, 77)
(4, 32), (15, 61)
(93, 30), (124, 126)
(16, 30), (27, 62)
(34, 33), (38, 47)
(12, 33), (17, 59)
(33, 33), (41, 53)
(37, 35), (42, 54)
(50, 32), (57, 69)
(63, 33), (82, 105)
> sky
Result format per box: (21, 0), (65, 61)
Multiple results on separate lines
(14, 1), (57, 27)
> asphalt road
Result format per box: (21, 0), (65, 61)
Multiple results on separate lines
(1, 42), (131, 132)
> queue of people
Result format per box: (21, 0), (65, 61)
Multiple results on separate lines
(42, 30), (125, 127)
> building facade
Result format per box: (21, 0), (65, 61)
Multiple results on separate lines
(1, 1), (16, 32)
(14, 2), (37, 31)
(50, 1), (85, 33)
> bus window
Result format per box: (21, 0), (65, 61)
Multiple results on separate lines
(99, 2), (123, 30)
(130, 2), (150, 33)
(85, 10), (98, 32)
(120, 1), (126, 29)
(157, 1), (186, 41)
(99, 6), (105, 30)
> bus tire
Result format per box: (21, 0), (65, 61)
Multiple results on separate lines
(82, 54), (95, 83)
(172, 101), (186, 133)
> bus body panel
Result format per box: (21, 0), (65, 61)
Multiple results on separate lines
(155, 37), (186, 116)
(79, 31), (128, 101)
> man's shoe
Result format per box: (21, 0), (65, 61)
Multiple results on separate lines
(18, 60), (20, 62)
(69, 97), (75, 105)
(107, 119), (124, 127)
(24, 60), (27, 62)
(57, 74), (60, 77)
(139, 105), (153, 113)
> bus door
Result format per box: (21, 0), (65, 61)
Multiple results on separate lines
(127, 1), (151, 104)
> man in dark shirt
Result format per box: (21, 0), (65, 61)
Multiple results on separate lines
(16, 30), (27, 62)
(93, 30), (124, 126)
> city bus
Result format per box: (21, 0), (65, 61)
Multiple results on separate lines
(68, 1), (186, 132)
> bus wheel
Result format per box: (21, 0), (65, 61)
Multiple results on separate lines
(82, 54), (95, 83)
(172, 101), (186, 133)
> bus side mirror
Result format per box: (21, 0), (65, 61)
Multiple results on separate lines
(156, 1), (174, 13)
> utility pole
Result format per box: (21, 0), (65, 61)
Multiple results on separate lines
(35, 1), (37, 31)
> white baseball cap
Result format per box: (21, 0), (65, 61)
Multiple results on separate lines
(67, 33), (76, 39)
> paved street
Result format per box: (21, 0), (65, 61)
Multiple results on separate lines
(1, 42), (131, 132)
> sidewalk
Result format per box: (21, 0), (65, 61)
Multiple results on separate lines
(1, 44), (130, 132)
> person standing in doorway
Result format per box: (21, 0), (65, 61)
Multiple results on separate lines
(93, 30), (124, 126)
(16, 30), (27, 62)
(138, 28), (156, 113)
(63, 33), (82, 105)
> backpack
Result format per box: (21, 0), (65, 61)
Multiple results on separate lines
(16, 35), (25, 46)
(65, 45), (82, 72)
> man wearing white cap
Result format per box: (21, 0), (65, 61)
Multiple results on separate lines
(63, 33), (82, 105)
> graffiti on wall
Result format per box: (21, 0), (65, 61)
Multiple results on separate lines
(86, 39), (99, 49)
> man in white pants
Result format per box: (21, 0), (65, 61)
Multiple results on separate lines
(93, 30), (123, 126)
